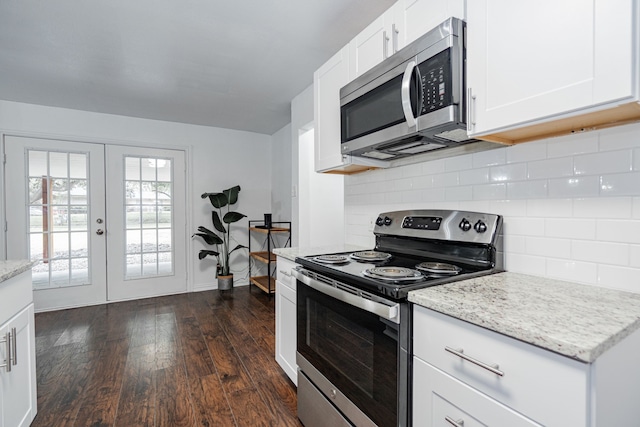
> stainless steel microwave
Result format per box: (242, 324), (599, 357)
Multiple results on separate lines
(340, 17), (475, 161)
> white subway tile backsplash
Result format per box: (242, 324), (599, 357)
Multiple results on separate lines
(547, 134), (598, 158)
(506, 141), (546, 163)
(600, 172), (640, 196)
(473, 147), (506, 168)
(490, 163), (527, 182)
(393, 178), (413, 191)
(571, 240), (629, 266)
(459, 168), (489, 185)
(545, 218), (596, 239)
(489, 200), (527, 217)
(504, 253), (547, 275)
(548, 176), (600, 198)
(445, 185), (472, 201)
(507, 181), (548, 199)
(412, 175), (435, 189)
(422, 188), (446, 202)
(504, 235), (526, 254)
(345, 124), (640, 291)
(573, 197), (633, 219)
(597, 265), (640, 293)
(505, 217), (545, 236)
(630, 245), (640, 267)
(473, 183), (506, 200)
(526, 236), (571, 258)
(596, 220), (640, 243)
(547, 259), (597, 284)
(444, 154), (472, 171)
(433, 171), (459, 187)
(526, 198), (573, 218)
(421, 159), (446, 175)
(574, 150), (632, 175)
(528, 157), (573, 179)
(599, 123), (640, 151)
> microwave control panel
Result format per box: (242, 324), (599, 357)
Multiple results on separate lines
(418, 48), (453, 115)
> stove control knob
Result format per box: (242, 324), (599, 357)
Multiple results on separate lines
(376, 216), (385, 226)
(474, 220), (488, 233)
(459, 218), (472, 231)
(383, 216), (392, 226)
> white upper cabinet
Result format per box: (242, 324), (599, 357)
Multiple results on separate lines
(349, 0), (465, 78)
(467, 0), (640, 143)
(314, 45), (351, 172)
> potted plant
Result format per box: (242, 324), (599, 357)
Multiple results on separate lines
(193, 185), (247, 290)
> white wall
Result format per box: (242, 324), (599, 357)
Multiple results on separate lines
(0, 100), (272, 291)
(290, 85), (314, 247)
(271, 123), (292, 223)
(345, 122), (640, 293)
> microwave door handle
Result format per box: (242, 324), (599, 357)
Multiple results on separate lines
(401, 60), (417, 128)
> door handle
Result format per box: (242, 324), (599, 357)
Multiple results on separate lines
(401, 60), (417, 128)
(96, 229), (104, 235)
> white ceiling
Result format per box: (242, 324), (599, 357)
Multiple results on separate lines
(0, 0), (395, 135)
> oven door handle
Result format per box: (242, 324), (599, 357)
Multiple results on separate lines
(293, 269), (400, 324)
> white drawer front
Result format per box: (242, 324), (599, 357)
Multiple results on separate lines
(0, 271), (33, 326)
(413, 306), (588, 427)
(414, 356), (542, 427)
(276, 257), (297, 289)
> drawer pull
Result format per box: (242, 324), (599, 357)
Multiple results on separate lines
(445, 346), (504, 377)
(278, 270), (292, 277)
(445, 416), (464, 426)
(0, 330), (11, 372)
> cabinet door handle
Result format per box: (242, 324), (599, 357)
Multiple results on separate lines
(11, 327), (17, 366)
(445, 416), (464, 426)
(383, 30), (390, 59)
(0, 330), (11, 372)
(467, 87), (476, 131)
(445, 346), (504, 377)
(392, 23), (399, 54)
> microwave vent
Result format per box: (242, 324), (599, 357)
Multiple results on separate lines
(361, 151), (396, 160)
(434, 128), (473, 142)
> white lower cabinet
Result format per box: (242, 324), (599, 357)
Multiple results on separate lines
(275, 257), (298, 385)
(414, 357), (541, 426)
(413, 305), (640, 426)
(0, 270), (37, 427)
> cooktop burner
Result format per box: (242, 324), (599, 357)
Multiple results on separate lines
(350, 251), (392, 262)
(363, 266), (424, 282)
(313, 254), (350, 264)
(415, 262), (461, 275)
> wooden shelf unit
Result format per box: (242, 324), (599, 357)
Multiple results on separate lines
(248, 220), (291, 295)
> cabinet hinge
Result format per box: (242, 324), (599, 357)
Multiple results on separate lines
(4, 221), (7, 232)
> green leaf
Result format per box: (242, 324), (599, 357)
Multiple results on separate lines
(203, 192), (228, 209)
(192, 227), (223, 245)
(229, 244), (247, 255)
(223, 211), (247, 224)
(211, 211), (226, 234)
(223, 185), (241, 205)
(198, 249), (219, 260)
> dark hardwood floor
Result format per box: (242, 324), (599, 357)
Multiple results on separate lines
(32, 286), (301, 427)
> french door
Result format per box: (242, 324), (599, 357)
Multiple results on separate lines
(3, 136), (187, 311)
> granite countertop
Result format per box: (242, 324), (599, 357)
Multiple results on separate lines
(408, 272), (640, 363)
(0, 260), (35, 283)
(273, 244), (368, 262)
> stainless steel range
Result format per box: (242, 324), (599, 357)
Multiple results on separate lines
(293, 209), (503, 427)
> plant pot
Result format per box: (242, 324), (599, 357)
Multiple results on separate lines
(217, 274), (234, 290)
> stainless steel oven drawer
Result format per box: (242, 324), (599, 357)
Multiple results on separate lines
(298, 371), (351, 427)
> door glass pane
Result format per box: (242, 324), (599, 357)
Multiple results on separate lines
(27, 150), (91, 289)
(124, 156), (174, 279)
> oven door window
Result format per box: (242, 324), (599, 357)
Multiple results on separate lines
(297, 282), (398, 426)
